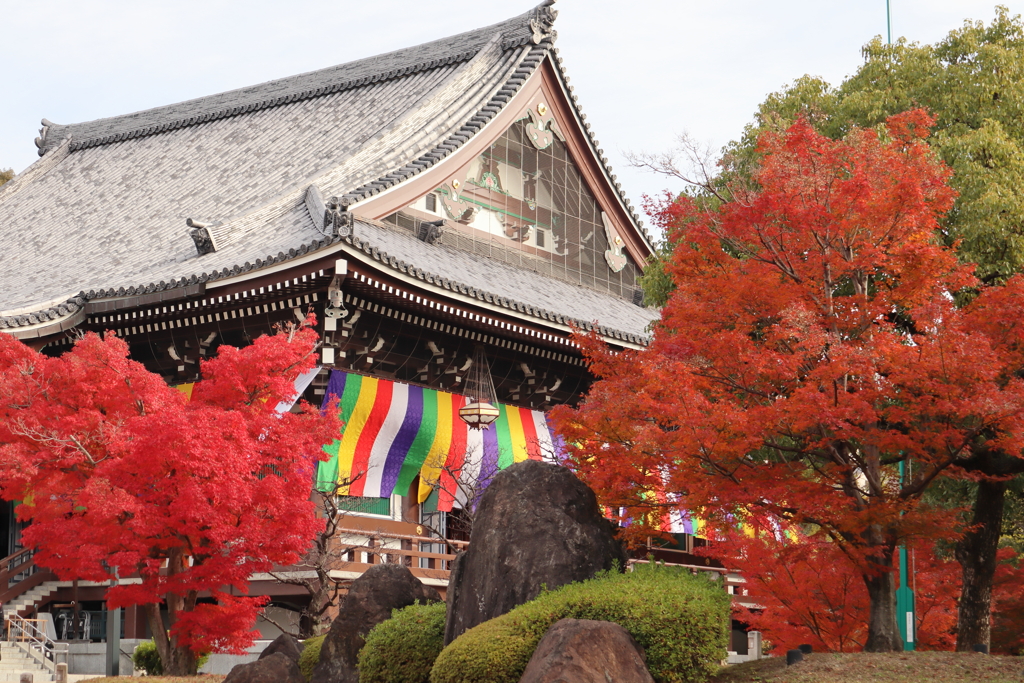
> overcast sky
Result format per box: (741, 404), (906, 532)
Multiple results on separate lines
(1, 1), (1018, 238)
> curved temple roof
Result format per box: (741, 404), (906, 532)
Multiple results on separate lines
(0, 1), (656, 343)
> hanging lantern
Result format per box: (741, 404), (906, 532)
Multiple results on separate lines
(458, 345), (500, 429)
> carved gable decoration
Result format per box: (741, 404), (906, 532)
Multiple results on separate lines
(524, 103), (564, 151)
(383, 113), (642, 301)
(601, 212), (627, 272)
(437, 180), (479, 224)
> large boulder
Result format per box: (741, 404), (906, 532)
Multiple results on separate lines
(258, 633), (302, 663)
(310, 563), (441, 683)
(444, 460), (626, 644)
(224, 652), (304, 683)
(518, 619), (655, 683)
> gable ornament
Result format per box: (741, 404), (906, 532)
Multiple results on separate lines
(437, 179), (478, 224)
(601, 212), (628, 272)
(525, 104), (565, 151)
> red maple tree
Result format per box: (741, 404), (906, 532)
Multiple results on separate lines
(0, 320), (339, 674)
(552, 111), (1024, 651)
(716, 534), (961, 654)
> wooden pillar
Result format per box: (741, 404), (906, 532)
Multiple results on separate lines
(123, 604), (146, 639)
(403, 478), (421, 524)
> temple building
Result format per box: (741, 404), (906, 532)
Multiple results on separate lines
(0, 1), (722, 652)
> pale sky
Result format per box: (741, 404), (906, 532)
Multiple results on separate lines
(1, 1), (1017, 239)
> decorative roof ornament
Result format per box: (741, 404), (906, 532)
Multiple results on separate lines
(417, 219), (446, 245)
(530, 0), (558, 44)
(34, 119), (55, 157)
(458, 345), (501, 429)
(325, 196), (354, 238)
(304, 185), (354, 239)
(186, 218), (221, 256)
(601, 212), (628, 272)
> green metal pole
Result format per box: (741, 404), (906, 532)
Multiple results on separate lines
(896, 460), (916, 650)
(887, 0), (893, 44)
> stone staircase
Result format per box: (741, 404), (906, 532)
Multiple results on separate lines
(0, 642), (54, 682)
(2, 583), (59, 621)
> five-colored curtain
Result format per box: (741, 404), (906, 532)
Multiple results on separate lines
(316, 370), (557, 511)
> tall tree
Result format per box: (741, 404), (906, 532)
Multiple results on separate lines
(0, 320), (339, 674)
(634, 9), (1024, 648)
(553, 112), (1024, 651)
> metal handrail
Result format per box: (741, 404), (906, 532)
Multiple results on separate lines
(7, 615), (68, 677)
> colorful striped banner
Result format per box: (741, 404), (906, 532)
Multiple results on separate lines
(659, 506), (799, 543)
(317, 370), (557, 511)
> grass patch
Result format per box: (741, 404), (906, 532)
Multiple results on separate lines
(710, 652), (1024, 683)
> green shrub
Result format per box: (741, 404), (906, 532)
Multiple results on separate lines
(359, 602), (446, 683)
(300, 634), (327, 682)
(430, 563), (731, 683)
(132, 640), (162, 675)
(131, 640), (209, 675)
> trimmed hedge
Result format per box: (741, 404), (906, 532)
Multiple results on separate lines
(300, 634), (327, 682)
(429, 563), (731, 683)
(359, 602), (447, 683)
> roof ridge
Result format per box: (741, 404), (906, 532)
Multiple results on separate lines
(34, 3), (555, 157)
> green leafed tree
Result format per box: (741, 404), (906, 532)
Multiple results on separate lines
(0, 169), (13, 188)
(727, 6), (1024, 285)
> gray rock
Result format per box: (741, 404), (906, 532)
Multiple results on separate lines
(224, 652), (304, 683)
(310, 563), (441, 683)
(258, 633), (302, 663)
(518, 619), (654, 683)
(444, 460), (626, 644)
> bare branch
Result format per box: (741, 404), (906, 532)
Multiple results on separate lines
(625, 132), (725, 201)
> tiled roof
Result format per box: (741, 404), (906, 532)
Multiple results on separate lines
(32, 11), (540, 157)
(0, 213), (655, 344)
(0, 1), (654, 342)
(347, 219), (657, 345)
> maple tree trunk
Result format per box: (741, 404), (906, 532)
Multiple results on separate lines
(143, 551), (199, 676)
(955, 478), (1006, 652)
(300, 580), (331, 638)
(144, 603), (198, 676)
(862, 551), (904, 652)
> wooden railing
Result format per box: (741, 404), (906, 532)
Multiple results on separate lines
(0, 548), (56, 610)
(330, 527), (748, 597)
(331, 528), (469, 582)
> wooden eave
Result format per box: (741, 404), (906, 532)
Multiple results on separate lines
(51, 238), (647, 352)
